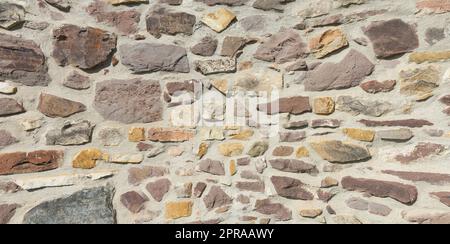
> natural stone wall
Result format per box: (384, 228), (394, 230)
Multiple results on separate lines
(1, 0), (450, 224)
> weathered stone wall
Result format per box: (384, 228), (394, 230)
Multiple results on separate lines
(1, 0), (450, 224)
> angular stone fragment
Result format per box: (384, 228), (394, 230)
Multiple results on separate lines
(218, 142), (244, 156)
(343, 128), (375, 142)
(363, 19), (418, 58)
(300, 208), (323, 218)
(0, 181), (21, 193)
(98, 127), (123, 146)
(72, 149), (104, 169)
(0, 3), (25, 29)
(359, 119), (433, 128)
(254, 28), (308, 64)
(194, 182), (207, 198)
(321, 177), (339, 188)
(46, 120), (94, 146)
(254, 199), (292, 221)
(195, 58), (236, 75)
(313, 97), (335, 115)
(53, 24), (117, 69)
(395, 142), (445, 164)
(148, 128), (194, 142)
(378, 128), (413, 142)
(202, 8), (236, 32)
(198, 159), (225, 175)
(399, 66), (440, 99)
(191, 36), (218, 56)
(253, 0), (294, 12)
(0, 204), (20, 224)
(63, 71), (90, 90)
(360, 80), (396, 94)
(221, 36), (249, 57)
(23, 186), (116, 224)
(203, 186), (233, 210)
(120, 191), (148, 213)
(279, 131), (306, 142)
(417, 0), (450, 14)
(425, 27), (445, 45)
(38, 93), (86, 118)
(272, 146), (293, 157)
(296, 147), (310, 158)
(146, 179), (171, 202)
(409, 51), (450, 64)
(236, 181), (265, 192)
(146, 8), (196, 38)
(240, 15), (266, 32)
(271, 176), (314, 200)
(304, 50), (374, 91)
(402, 209), (450, 224)
(258, 96), (311, 115)
(311, 119), (341, 128)
(247, 141), (269, 157)
(0, 33), (50, 86)
(0, 98), (25, 117)
(430, 192), (450, 207)
(270, 159), (317, 174)
(310, 140), (371, 163)
(0, 150), (63, 175)
(382, 170), (450, 185)
(336, 96), (391, 117)
(175, 182), (192, 198)
(341, 176), (418, 205)
(165, 201), (193, 220)
(120, 43), (189, 73)
(128, 166), (168, 185)
(109, 153), (143, 164)
(309, 28), (348, 58)
(45, 0), (71, 12)
(94, 79), (162, 124)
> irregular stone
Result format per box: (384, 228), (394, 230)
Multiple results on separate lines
(19, 116), (43, 131)
(309, 28), (348, 58)
(191, 36), (218, 56)
(24, 21), (49, 30)
(271, 176), (314, 200)
(218, 142), (244, 156)
(336, 0), (366, 7)
(304, 49), (374, 91)
(285, 59), (308, 72)
(194, 182), (207, 198)
(202, 8), (236, 32)
(399, 66), (441, 99)
(395, 142), (445, 164)
(363, 19), (419, 58)
(45, 0), (71, 12)
(430, 192), (450, 207)
(0, 204), (20, 224)
(160, 0), (183, 5)
(146, 7), (196, 38)
(313, 97), (335, 115)
(321, 176), (339, 188)
(0, 150), (62, 175)
(195, 58), (236, 75)
(0, 130), (17, 148)
(425, 27), (445, 45)
(240, 15), (266, 32)
(272, 146), (294, 157)
(417, 0), (450, 14)
(23, 186), (115, 224)
(369, 202), (392, 216)
(402, 209), (450, 224)
(236, 181), (265, 192)
(165, 201), (193, 220)
(254, 199), (292, 221)
(336, 96), (391, 117)
(317, 189), (335, 202)
(383, 170), (450, 185)
(109, 153), (143, 164)
(120, 191), (148, 213)
(94, 79), (162, 124)
(341, 176), (418, 205)
(310, 140), (371, 163)
(279, 131), (306, 142)
(0, 33), (49, 86)
(46, 120), (94, 146)
(231, 129), (254, 140)
(0, 82), (16, 94)
(253, 0), (294, 12)
(254, 28), (308, 64)
(38, 93), (86, 118)
(203, 186), (233, 210)
(410, 51), (450, 64)
(197, 143), (209, 159)
(120, 42), (189, 73)
(439, 94), (450, 105)
(128, 166), (168, 186)
(0, 3), (25, 29)
(148, 128), (194, 142)
(63, 71), (90, 90)
(255, 158), (267, 174)
(168, 146), (184, 157)
(237, 157), (251, 166)
(146, 178), (171, 202)
(233, 69), (283, 92)
(296, 147), (310, 158)
(270, 159), (317, 174)
(247, 141), (269, 157)
(359, 119), (433, 128)
(360, 80), (396, 94)
(258, 96), (311, 115)
(72, 149), (104, 169)
(300, 208), (323, 218)
(128, 127), (145, 142)
(175, 182), (193, 198)
(343, 128), (375, 142)
(98, 127), (123, 146)
(106, 0), (149, 5)
(311, 119), (341, 128)
(221, 36), (249, 57)
(283, 120), (308, 130)
(196, 0), (248, 6)
(346, 197), (369, 210)
(52, 24), (117, 69)
(198, 159), (225, 175)
(377, 128), (413, 142)
(0, 181), (21, 193)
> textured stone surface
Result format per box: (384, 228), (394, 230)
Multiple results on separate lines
(269, 159), (317, 174)
(336, 96), (391, 117)
(271, 176), (314, 200)
(120, 191), (148, 213)
(258, 96), (311, 115)
(343, 128), (375, 142)
(202, 8), (236, 32)
(254, 199), (292, 221)
(377, 128), (414, 142)
(359, 119), (433, 128)
(395, 143), (445, 164)
(309, 28), (348, 58)
(146, 8), (196, 38)
(146, 179), (171, 202)
(382, 170), (450, 185)
(0, 150), (63, 175)
(399, 66), (440, 99)
(198, 159), (225, 175)
(23, 186), (116, 224)
(87, 1), (141, 35)
(0, 3), (25, 29)
(46, 120), (94, 146)
(203, 186), (232, 210)
(38, 93), (86, 118)
(360, 80), (396, 94)
(0, 204), (20, 224)
(191, 36), (218, 56)
(310, 140), (371, 163)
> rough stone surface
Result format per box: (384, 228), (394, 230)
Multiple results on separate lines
(310, 140), (371, 163)
(360, 80), (396, 94)
(146, 179), (171, 202)
(0, 204), (20, 224)
(46, 120), (94, 146)
(254, 199), (292, 221)
(191, 36), (218, 56)
(309, 28), (348, 58)
(0, 150), (63, 175)
(269, 159), (317, 174)
(198, 159), (225, 175)
(203, 186), (233, 210)
(258, 96), (311, 115)
(38, 93), (86, 118)
(336, 96), (391, 117)
(120, 191), (148, 213)
(146, 8), (196, 38)
(271, 176), (314, 200)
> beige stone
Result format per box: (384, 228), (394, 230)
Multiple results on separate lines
(343, 128), (375, 142)
(218, 142), (244, 157)
(313, 97), (335, 115)
(229, 160), (237, 176)
(400, 66), (440, 99)
(0, 82), (17, 94)
(321, 176), (339, 188)
(296, 147), (310, 158)
(231, 129), (254, 140)
(197, 142), (209, 159)
(309, 29), (348, 58)
(409, 51), (450, 64)
(300, 208), (323, 218)
(165, 201), (193, 220)
(202, 8), (236, 33)
(148, 128), (195, 142)
(109, 153), (143, 164)
(128, 127), (145, 142)
(233, 70), (283, 92)
(211, 79), (228, 94)
(72, 149), (105, 169)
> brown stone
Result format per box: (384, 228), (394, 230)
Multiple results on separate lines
(0, 150), (63, 175)
(146, 178), (171, 202)
(0, 98), (25, 117)
(279, 131), (306, 142)
(193, 182), (207, 198)
(417, 0), (450, 13)
(128, 128), (146, 142)
(270, 159), (317, 174)
(191, 36), (218, 56)
(271, 176), (314, 200)
(258, 96), (311, 115)
(360, 80), (396, 94)
(38, 93), (86, 118)
(0, 181), (22, 193)
(0, 33), (50, 86)
(317, 189), (336, 202)
(236, 181), (265, 192)
(52, 24), (117, 69)
(363, 19), (419, 58)
(221, 36), (249, 57)
(310, 140), (371, 163)
(128, 166), (168, 185)
(430, 192), (450, 207)
(203, 186), (233, 210)
(341, 176), (418, 205)
(272, 146), (294, 157)
(309, 28), (348, 58)
(120, 191), (148, 213)
(148, 128), (194, 142)
(63, 71), (90, 90)
(311, 119), (341, 128)
(358, 119), (433, 128)
(146, 7), (196, 38)
(395, 142), (445, 164)
(0, 204), (20, 224)
(382, 170), (450, 185)
(198, 159), (225, 175)
(254, 199), (292, 221)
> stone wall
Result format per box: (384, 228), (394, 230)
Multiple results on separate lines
(1, 0), (450, 224)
